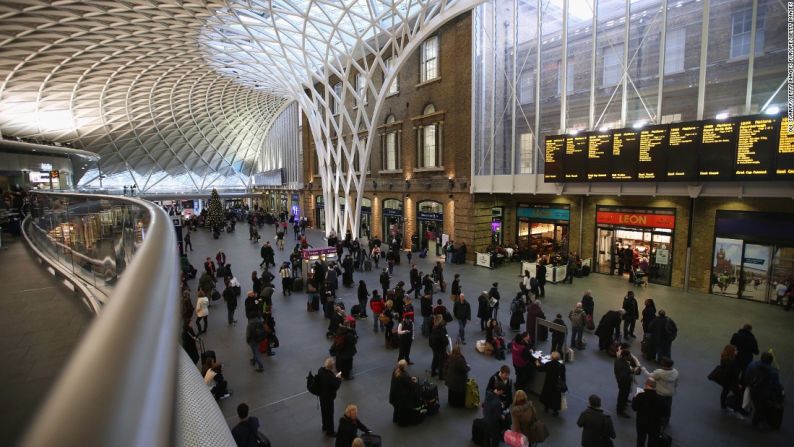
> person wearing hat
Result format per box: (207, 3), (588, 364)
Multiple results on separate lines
(488, 282), (501, 321)
(632, 378), (665, 446)
(576, 394), (615, 447)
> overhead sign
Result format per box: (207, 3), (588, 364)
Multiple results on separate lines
(596, 210), (676, 229)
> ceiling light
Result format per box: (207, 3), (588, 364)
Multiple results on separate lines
(763, 106), (780, 115)
(632, 120), (647, 129)
(599, 126), (610, 132)
(715, 112), (729, 120)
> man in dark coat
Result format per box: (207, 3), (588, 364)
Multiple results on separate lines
(333, 325), (358, 380)
(450, 273), (462, 299)
(379, 268), (391, 299)
(577, 394), (615, 447)
(477, 292), (491, 331)
(317, 357), (342, 437)
(486, 365), (514, 409)
(632, 378), (664, 447)
(595, 309), (624, 351)
(646, 310), (677, 362)
(614, 349), (635, 417)
(622, 291), (639, 338)
(260, 242), (275, 269)
(536, 352), (566, 415)
(406, 264), (421, 299)
(536, 262), (547, 297)
(730, 324), (759, 379)
(453, 293), (471, 344)
(488, 282), (501, 320)
(483, 384), (507, 447)
(231, 403), (261, 447)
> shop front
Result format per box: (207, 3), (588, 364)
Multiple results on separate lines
(516, 204), (570, 261)
(710, 211), (794, 303)
(491, 207), (503, 245)
(417, 200), (443, 255)
(359, 197), (372, 239)
(291, 193), (301, 219)
(315, 195), (325, 231)
(594, 206), (676, 286)
(382, 198), (403, 242)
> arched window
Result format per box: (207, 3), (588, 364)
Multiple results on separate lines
(419, 104), (440, 168)
(381, 114), (401, 170)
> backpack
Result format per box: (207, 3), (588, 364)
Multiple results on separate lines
(664, 318), (678, 341)
(252, 322), (267, 343)
(306, 370), (321, 396)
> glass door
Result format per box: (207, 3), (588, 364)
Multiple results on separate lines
(595, 228), (614, 274)
(769, 247), (794, 302)
(740, 244), (773, 302)
(649, 231), (673, 286)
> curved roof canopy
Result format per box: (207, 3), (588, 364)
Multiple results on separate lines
(0, 1), (288, 191)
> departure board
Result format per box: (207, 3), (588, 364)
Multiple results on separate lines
(543, 135), (565, 181)
(563, 134), (589, 181)
(777, 118), (794, 177)
(666, 122), (701, 180)
(586, 132), (612, 181)
(611, 130), (640, 181)
(699, 120), (738, 180)
(734, 116), (778, 179)
(636, 125), (669, 180)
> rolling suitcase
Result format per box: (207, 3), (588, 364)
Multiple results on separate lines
(364, 259), (372, 271)
(420, 377), (440, 415)
(472, 417), (488, 446)
(465, 378), (481, 409)
(292, 277), (304, 292)
(307, 294), (320, 312)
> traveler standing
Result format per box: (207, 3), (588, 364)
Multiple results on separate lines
(231, 403), (261, 447)
(614, 349), (636, 418)
(595, 309), (623, 351)
(640, 298), (656, 334)
(451, 273), (462, 301)
(576, 395), (615, 447)
(195, 290), (209, 334)
(716, 344), (744, 415)
(581, 290), (595, 319)
(536, 351), (566, 416)
(397, 314), (414, 364)
(488, 282), (501, 321)
(379, 268), (391, 299)
(511, 390), (541, 445)
(568, 303), (586, 350)
(445, 343), (470, 407)
(643, 358), (679, 428)
(477, 292), (491, 331)
(730, 324), (759, 380)
(550, 314), (566, 356)
(536, 261), (547, 298)
(333, 325), (358, 380)
(429, 315), (449, 379)
(245, 317), (265, 372)
(511, 332), (533, 392)
(631, 379), (664, 447)
(453, 293), (471, 344)
(646, 310), (677, 362)
(744, 352), (784, 429)
(390, 360), (421, 425)
(622, 291), (639, 339)
(317, 358), (343, 437)
(356, 280), (369, 318)
(181, 321), (200, 365)
(279, 262), (292, 296)
(369, 290), (385, 332)
(183, 231), (193, 252)
(483, 384), (508, 447)
(223, 277), (240, 326)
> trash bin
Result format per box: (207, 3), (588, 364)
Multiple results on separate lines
(411, 234), (419, 252)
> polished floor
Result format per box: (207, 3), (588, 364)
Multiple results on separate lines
(0, 236), (92, 446)
(194, 225), (790, 447)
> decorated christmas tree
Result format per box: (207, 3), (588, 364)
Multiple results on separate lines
(205, 188), (225, 231)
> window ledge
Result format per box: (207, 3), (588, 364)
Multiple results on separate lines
(386, 91), (399, 98)
(414, 166), (445, 173)
(415, 77), (442, 89)
(378, 169), (403, 174)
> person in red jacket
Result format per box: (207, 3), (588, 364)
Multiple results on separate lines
(370, 290), (385, 333)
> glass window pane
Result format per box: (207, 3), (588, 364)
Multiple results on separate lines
(664, 28), (686, 75)
(661, 0), (701, 121)
(423, 125), (437, 167)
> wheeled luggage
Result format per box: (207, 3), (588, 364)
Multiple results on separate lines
(420, 377), (440, 415)
(364, 259), (373, 271)
(292, 277), (304, 292)
(471, 417), (488, 446)
(198, 338), (216, 366)
(465, 378), (480, 409)
(360, 432), (382, 447)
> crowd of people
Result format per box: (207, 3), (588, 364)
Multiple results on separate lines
(175, 209), (785, 447)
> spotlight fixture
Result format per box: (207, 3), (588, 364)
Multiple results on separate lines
(448, 178), (455, 189)
(405, 180), (410, 189)
(373, 180), (378, 189)
(426, 182), (432, 189)
(763, 105), (780, 115)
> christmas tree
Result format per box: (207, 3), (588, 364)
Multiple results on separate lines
(205, 188), (225, 231)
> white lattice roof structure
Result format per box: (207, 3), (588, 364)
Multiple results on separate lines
(0, 0), (480, 207)
(0, 1), (288, 192)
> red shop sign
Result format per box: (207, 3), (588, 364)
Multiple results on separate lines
(596, 211), (675, 229)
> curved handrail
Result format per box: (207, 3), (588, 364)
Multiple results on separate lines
(21, 192), (180, 447)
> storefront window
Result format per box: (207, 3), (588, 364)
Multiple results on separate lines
(594, 206), (676, 286)
(417, 200), (443, 254)
(360, 197), (372, 239)
(516, 204), (570, 261)
(491, 207), (503, 245)
(711, 211), (794, 303)
(315, 195), (325, 231)
(382, 198), (403, 243)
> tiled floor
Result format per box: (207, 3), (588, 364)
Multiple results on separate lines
(0, 236), (92, 446)
(193, 225), (790, 446)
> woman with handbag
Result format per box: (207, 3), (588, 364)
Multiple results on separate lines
(510, 389), (547, 446)
(714, 344), (744, 415)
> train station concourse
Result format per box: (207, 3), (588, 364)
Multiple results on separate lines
(0, 1), (791, 447)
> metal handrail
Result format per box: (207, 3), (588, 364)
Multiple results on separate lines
(21, 191), (179, 447)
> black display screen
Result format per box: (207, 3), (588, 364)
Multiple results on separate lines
(586, 132), (612, 181)
(666, 122), (701, 180)
(734, 116), (778, 179)
(776, 118), (794, 178)
(563, 134), (588, 181)
(543, 135), (565, 182)
(611, 130), (640, 181)
(699, 120), (739, 180)
(636, 125), (669, 181)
